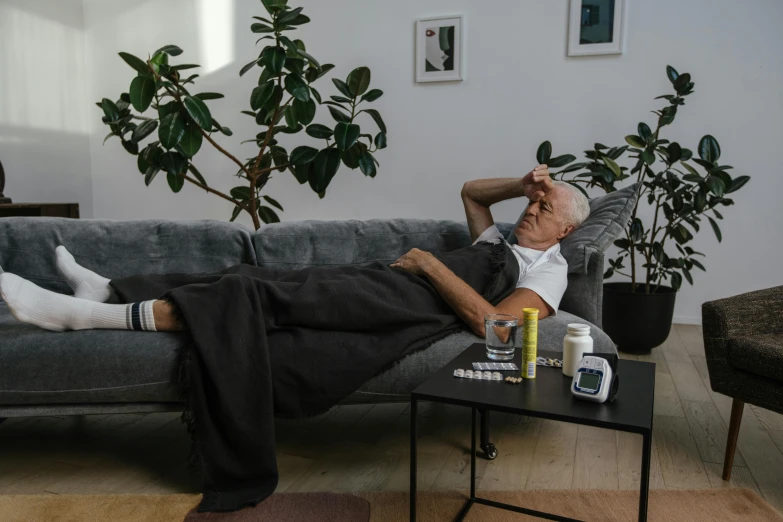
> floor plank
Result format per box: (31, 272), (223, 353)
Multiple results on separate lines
(653, 372), (685, 417)
(704, 463), (761, 495)
(616, 431), (665, 491)
(653, 415), (711, 489)
(572, 438), (618, 489)
(682, 400), (746, 466)
(479, 416), (540, 491)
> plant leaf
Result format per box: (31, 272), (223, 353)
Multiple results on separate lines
(361, 109), (386, 133)
(310, 148), (341, 193)
(726, 175), (750, 194)
(167, 172), (185, 193)
(358, 150), (378, 177)
(290, 145), (319, 166)
(131, 119), (158, 144)
(239, 58), (259, 77)
(195, 92), (224, 100)
(374, 132), (387, 149)
(603, 156), (622, 177)
(144, 166), (160, 186)
(638, 123), (652, 143)
(708, 216), (722, 242)
(260, 46), (286, 75)
(328, 106), (351, 123)
(332, 78), (353, 99)
(334, 122), (360, 151)
(547, 154), (576, 169)
(183, 96), (212, 129)
(295, 48), (320, 70)
(536, 141), (552, 164)
(625, 135), (646, 148)
(360, 89), (383, 103)
(250, 81), (276, 111)
(258, 206), (280, 224)
(179, 121), (203, 157)
(263, 195), (284, 211)
(666, 65), (679, 84)
(118, 52), (149, 74)
(346, 66), (371, 97)
(293, 98), (316, 126)
(284, 73), (310, 102)
(306, 124), (333, 139)
(698, 135), (721, 163)
(158, 112), (186, 149)
(129, 75), (156, 113)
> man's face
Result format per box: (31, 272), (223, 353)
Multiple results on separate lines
(514, 186), (574, 248)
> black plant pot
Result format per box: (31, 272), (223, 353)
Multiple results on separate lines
(602, 282), (677, 355)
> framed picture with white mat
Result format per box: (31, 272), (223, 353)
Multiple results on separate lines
(568, 0), (626, 56)
(415, 15), (463, 83)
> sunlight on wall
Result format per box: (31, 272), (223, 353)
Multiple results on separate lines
(197, 0), (235, 74)
(0, 4), (89, 134)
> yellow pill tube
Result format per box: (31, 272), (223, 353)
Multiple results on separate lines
(521, 308), (539, 379)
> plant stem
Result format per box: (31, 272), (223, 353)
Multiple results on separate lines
(180, 173), (249, 211)
(646, 194), (662, 293)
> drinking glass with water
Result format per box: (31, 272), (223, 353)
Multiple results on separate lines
(484, 314), (518, 361)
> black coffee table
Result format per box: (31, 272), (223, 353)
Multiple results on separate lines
(409, 343), (655, 522)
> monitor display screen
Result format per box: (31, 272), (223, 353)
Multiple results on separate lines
(578, 372), (601, 391)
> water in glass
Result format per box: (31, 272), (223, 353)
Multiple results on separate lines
(485, 314), (518, 361)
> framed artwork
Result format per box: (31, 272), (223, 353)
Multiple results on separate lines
(568, 0), (625, 56)
(415, 15), (463, 83)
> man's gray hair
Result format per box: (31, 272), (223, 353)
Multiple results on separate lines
(553, 181), (590, 229)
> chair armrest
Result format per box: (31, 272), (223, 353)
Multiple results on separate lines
(702, 286), (783, 393)
(703, 286), (783, 340)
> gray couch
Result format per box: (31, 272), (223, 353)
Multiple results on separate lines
(0, 184), (638, 426)
(0, 226), (622, 417)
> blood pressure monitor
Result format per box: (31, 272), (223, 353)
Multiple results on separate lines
(571, 355), (619, 403)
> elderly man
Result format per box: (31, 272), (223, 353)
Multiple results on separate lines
(0, 165), (588, 335)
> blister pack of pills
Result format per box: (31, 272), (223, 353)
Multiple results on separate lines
(453, 369), (503, 381)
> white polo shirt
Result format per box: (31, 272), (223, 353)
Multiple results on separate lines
(472, 224), (569, 314)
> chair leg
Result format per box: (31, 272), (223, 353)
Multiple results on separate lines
(723, 398), (744, 480)
(479, 409), (497, 460)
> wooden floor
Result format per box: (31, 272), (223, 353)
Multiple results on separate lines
(0, 325), (781, 514)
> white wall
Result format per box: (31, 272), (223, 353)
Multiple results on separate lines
(81, 0), (783, 323)
(0, 0), (93, 216)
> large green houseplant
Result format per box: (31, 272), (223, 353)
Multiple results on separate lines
(97, 0), (387, 230)
(539, 66), (750, 352)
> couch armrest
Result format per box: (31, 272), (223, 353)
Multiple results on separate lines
(702, 286), (783, 393)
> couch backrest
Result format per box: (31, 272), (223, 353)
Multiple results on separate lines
(254, 218), (603, 326)
(0, 218), (257, 294)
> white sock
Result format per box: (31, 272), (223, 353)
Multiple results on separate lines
(0, 273), (156, 332)
(55, 246), (116, 303)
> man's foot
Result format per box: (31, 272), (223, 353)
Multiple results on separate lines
(0, 272), (95, 331)
(55, 246), (115, 303)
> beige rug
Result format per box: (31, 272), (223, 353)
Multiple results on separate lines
(0, 489), (780, 522)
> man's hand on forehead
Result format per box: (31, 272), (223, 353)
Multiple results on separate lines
(522, 164), (554, 202)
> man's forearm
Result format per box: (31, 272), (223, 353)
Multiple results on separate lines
(424, 260), (494, 336)
(461, 178), (526, 208)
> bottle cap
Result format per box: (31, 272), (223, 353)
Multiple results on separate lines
(567, 323), (591, 334)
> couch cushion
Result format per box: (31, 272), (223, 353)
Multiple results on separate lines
(506, 183), (640, 274)
(0, 302), (183, 405)
(347, 310), (616, 402)
(254, 219), (475, 267)
(0, 218), (257, 293)
(728, 334), (783, 382)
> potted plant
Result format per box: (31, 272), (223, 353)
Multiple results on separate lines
(96, 0), (387, 230)
(538, 66), (750, 353)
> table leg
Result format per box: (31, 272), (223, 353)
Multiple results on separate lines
(638, 429), (652, 522)
(470, 407), (477, 499)
(410, 398), (417, 522)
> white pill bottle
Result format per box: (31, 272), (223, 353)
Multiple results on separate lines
(562, 323), (593, 377)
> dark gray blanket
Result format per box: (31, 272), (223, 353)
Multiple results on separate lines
(110, 241), (518, 512)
